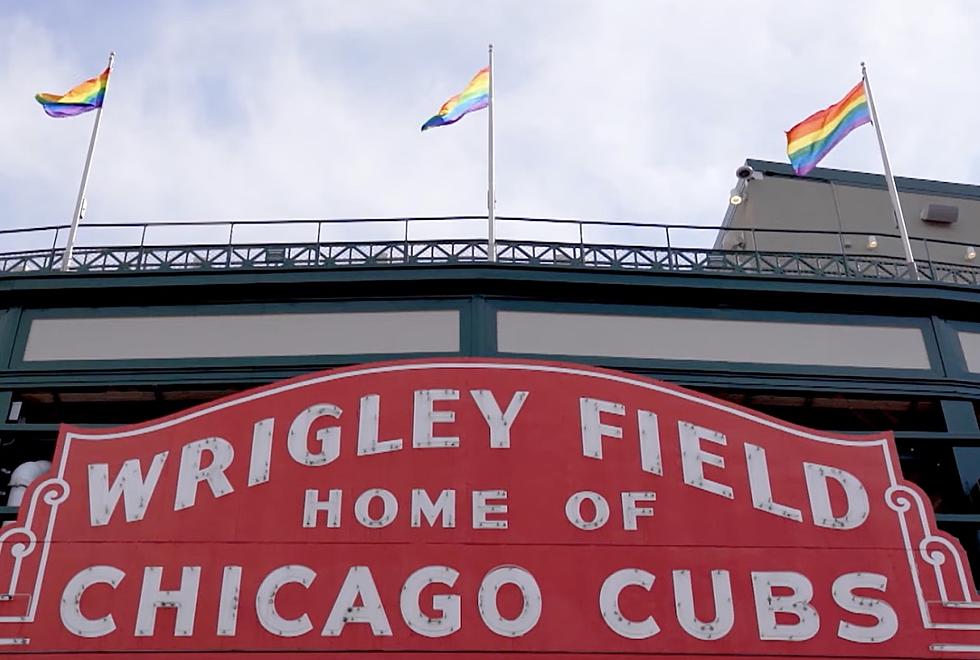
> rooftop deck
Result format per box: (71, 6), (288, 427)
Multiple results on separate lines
(2, 215), (978, 286)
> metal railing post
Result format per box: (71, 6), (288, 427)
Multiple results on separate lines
(226, 222), (235, 268)
(578, 221), (584, 265)
(404, 218), (410, 264)
(838, 230), (850, 278)
(315, 221), (322, 267)
(664, 225), (672, 270)
(750, 227), (759, 274)
(49, 227), (60, 271)
(923, 238), (935, 281)
(138, 224), (148, 270)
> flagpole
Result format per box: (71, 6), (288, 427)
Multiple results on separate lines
(62, 51), (115, 272)
(861, 61), (918, 279)
(487, 43), (496, 263)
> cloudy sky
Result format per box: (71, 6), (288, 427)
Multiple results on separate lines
(1, 0), (978, 245)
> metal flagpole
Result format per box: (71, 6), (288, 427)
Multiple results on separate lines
(861, 61), (918, 279)
(62, 51), (115, 272)
(487, 43), (496, 263)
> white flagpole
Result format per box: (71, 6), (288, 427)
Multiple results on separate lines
(861, 61), (918, 279)
(62, 51), (115, 272)
(487, 43), (496, 263)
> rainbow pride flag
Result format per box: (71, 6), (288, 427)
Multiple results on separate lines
(421, 67), (489, 131)
(786, 81), (871, 175)
(35, 67), (110, 118)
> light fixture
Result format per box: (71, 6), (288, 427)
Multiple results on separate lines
(867, 235), (878, 250)
(967, 246), (977, 261)
(729, 180), (749, 206)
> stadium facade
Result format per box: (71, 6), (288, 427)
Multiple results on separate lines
(2, 160), (980, 657)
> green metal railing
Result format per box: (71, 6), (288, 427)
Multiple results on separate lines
(0, 216), (977, 285)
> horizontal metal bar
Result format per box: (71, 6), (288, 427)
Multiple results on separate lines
(0, 229), (977, 288)
(895, 432), (980, 442)
(936, 513), (980, 524)
(0, 215), (920, 238)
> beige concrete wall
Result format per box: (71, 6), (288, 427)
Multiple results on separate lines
(723, 176), (980, 267)
(23, 310), (460, 361)
(497, 310), (931, 370)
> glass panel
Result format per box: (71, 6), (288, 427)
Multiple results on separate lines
(936, 520), (980, 586)
(898, 441), (970, 514)
(704, 389), (945, 432)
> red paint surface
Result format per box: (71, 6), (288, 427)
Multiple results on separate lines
(1, 359), (978, 657)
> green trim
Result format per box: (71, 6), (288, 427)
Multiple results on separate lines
(7, 262), (980, 305)
(0, 365), (978, 397)
(941, 400), (980, 434)
(941, 319), (980, 379)
(480, 295), (498, 357)
(930, 316), (956, 377)
(0, 268), (979, 398)
(0, 308), (20, 370)
(459, 297), (476, 357)
(895, 431), (980, 442)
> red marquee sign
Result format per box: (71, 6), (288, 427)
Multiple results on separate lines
(2, 359), (979, 658)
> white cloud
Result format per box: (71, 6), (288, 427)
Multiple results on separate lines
(1, 0), (979, 250)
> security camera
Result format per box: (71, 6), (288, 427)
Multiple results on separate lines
(735, 165), (755, 180)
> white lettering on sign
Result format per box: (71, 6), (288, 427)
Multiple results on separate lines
(637, 409), (663, 475)
(832, 572), (898, 643)
(288, 403), (342, 466)
(679, 422), (733, 500)
(804, 462), (869, 530)
(621, 491), (656, 531)
(354, 488), (399, 528)
(469, 389), (529, 448)
(303, 488), (342, 528)
(135, 566), (201, 637)
(357, 394), (403, 456)
(411, 488), (456, 528)
(478, 566), (542, 637)
(745, 443), (803, 522)
(256, 565), (316, 638)
(57, 365), (928, 653)
(752, 571), (819, 641)
(216, 566), (242, 637)
(80, 385), (875, 544)
(247, 418), (275, 486)
(580, 400), (662, 475)
(174, 437), (234, 511)
(400, 565), (461, 638)
(88, 451), (168, 526)
(60, 566), (125, 638)
(59, 562), (902, 645)
(565, 490), (610, 530)
(672, 569), (734, 641)
(580, 397), (625, 460)
(322, 566), (392, 637)
(599, 568), (659, 639)
(472, 490), (508, 529)
(413, 389), (460, 448)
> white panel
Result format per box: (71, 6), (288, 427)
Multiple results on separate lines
(959, 331), (980, 373)
(24, 310), (459, 361)
(497, 311), (930, 370)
